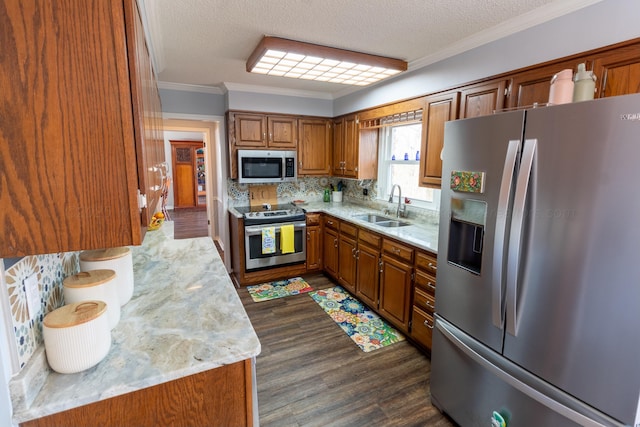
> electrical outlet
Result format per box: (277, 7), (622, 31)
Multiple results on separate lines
(363, 188), (369, 196)
(24, 273), (40, 320)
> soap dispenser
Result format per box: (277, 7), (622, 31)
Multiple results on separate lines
(572, 62), (596, 102)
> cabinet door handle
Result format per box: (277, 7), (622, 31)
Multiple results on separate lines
(392, 247), (401, 254)
(427, 282), (436, 291)
(334, 238), (338, 248)
(355, 250), (360, 260)
(269, 132), (273, 141)
(425, 300), (435, 310)
(424, 319), (434, 329)
(307, 232), (310, 240)
(327, 220), (334, 226)
(379, 259), (384, 273)
(262, 132), (266, 141)
(428, 262), (437, 271)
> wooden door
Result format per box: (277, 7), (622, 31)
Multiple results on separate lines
(419, 91), (459, 188)
(171, 141), (202, 208)
(267, 115), (297, 148)
(306, 225), (322, 271)
(379, 254), (413, 333)
(460, 79), (507, 118)
(298, 118), (332, 175)
(342, 114), (358, 178)
(234, 113), (267, 147)
(338, 234), (357, 294)
(322, 227), (339, 279)
(593, 44), (640, 97)
(356, 243), (380, 308)
(332, 117), (344, 176)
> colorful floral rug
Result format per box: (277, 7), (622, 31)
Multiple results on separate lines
(247, 277), (313, 302)
(309, 286), (405, 352)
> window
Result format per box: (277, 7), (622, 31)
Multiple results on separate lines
(375, 112), (436, 208)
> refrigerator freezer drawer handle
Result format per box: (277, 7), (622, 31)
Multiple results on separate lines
(506, 139), (537, 337)
(492, 139), (520, 329)
(435, 319), (608, 427)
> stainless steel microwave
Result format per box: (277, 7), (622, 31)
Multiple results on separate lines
(237, 149), (297, 184)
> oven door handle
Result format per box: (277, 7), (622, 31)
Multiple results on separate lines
(245, 221), (307, 235)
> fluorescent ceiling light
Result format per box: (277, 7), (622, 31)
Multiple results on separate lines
(246, 36), (407, 86)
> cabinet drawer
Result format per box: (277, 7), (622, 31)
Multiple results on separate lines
(340, 221), (358, 238)
(306, 213), (321, 226)
(413, 286), (435, 314)
(415, 251), (438, 276)
(410, 307), (434, 350)
(324, 216), (339, 231)
(358, 229), (381, 249)
(382, 239), (414, 263)
(415, 269), (436, 296)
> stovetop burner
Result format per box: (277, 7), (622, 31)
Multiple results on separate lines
(237, 203), (306, 225)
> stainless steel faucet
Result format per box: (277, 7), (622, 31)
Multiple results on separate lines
(389, 184), (406, 218)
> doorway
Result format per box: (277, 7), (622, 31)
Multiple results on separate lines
(170, 140), (205, 209)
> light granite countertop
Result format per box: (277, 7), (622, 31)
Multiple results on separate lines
(229, 201), (440, 254)
(10, 222), (261, 424)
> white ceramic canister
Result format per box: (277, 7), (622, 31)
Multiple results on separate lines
(43, 300), (111, 374)
(80, 247), (134, 306)
(63, 270), (120, 329)
(548, 69), (574, 105)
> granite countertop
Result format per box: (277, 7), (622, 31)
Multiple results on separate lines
(10, 222), (261, 424)
(229, 201), (440, 253)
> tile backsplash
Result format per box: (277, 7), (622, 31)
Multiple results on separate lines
(2, 253), (79, 373)
(227, 176), (378, 206)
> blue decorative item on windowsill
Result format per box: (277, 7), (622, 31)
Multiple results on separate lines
(416, 151), (420, 160)
(404, 153), (409, 160)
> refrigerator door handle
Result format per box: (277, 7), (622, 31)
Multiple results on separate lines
(492, 139), (520, 329)
(506, 138), (537, 337)
(435, 318), (610, 427)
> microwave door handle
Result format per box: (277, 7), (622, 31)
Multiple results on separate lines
(506, 138), (537, 337)
(492, 139), (520, 330)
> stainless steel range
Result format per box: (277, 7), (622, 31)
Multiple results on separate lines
(236, 204), (306, 271)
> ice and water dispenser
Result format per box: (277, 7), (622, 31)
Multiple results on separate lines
(447, 198), (487, 275)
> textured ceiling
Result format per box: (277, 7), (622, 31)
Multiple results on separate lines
(144, 0), (601, 97)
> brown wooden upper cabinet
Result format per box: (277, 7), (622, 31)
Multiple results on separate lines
(298, 118), (332, 176)
(593, 43), (640, 98)
(232, 112), (297, 148)
(419, 91), (460, 188)
(333, 114), (377, 179)
(459, 79), (508, 118)
(0, 0), (164, 257)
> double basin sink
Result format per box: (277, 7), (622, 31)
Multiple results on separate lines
(352, 213), (411, 228)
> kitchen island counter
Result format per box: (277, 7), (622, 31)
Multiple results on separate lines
(11, 222), (261, 424)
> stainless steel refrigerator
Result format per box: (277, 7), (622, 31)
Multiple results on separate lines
(431, 93), (640, 427)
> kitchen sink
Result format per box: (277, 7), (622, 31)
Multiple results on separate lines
(352, 213), (394, 223)
(376, 220), (411, 228)
(352, 213), (411, 228)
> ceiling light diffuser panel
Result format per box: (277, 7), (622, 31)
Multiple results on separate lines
(247, 36), (407, 86)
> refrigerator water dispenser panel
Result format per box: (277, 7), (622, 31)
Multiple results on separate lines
(447, 198), (487, 275)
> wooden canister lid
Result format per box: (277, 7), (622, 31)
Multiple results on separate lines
(43, 301), (107, 328)
(80, 247), (130, 262)
(63, 270), (116, 288)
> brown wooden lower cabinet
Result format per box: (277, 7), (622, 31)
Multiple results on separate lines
(21, 359), (255, 427)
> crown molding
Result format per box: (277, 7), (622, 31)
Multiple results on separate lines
(157, 81), (224, 95)
(409, 0), (603, 71)
(222, 82), (334, 100)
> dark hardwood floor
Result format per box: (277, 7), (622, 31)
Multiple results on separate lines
(170, 208), (209, 240)
(237, 273), (456, 427)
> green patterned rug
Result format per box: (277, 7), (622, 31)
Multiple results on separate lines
(310, 286), (405, 352)
(247, 277), (313, 302)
